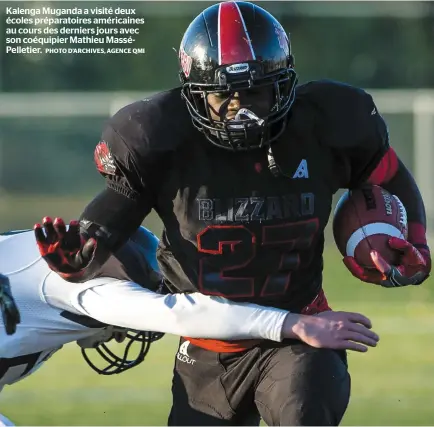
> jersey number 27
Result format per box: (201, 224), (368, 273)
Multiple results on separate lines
(197, 219), (318, 298)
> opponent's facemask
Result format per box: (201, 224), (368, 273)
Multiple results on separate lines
(78, 327), (164, 375)
(179, 1), (298, 151)
(77, 226), (165, 375)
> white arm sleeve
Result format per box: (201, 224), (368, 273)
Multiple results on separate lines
(68, 281), (288, 342)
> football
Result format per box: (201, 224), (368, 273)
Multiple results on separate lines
(333, 185), (408, 268)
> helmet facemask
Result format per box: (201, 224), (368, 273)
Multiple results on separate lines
(78, 327), (164, 376)
(181, 63), (297, 151)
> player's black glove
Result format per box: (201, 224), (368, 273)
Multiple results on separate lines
(0, 273), (21, 335)
(34, 217), (97, 281)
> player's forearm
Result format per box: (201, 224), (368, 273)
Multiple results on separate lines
(80, 187), (150, 250)
(73, 282), (298, 341)
(368, 153), (428, 249)
(74, 187), (151, 282)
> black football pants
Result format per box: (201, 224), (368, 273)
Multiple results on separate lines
(168, 338), (351, 426)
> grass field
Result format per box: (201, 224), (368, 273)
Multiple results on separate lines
(1, 195), (434, 425)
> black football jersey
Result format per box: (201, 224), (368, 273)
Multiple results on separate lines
(96, 80), (389, 311)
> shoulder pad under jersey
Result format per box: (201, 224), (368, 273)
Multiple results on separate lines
(294, 79), (389, 151)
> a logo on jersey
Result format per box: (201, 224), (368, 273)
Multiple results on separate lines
(292, 159), (309, 179)
(94, 141), (117, 176)
(226, 63), (249, 74)
(197, 192), (314, 222)
(179, 45), (192, 78)
(177, 340), (195, 365)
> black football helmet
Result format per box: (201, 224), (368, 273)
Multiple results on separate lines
(179, 1), (297, 151)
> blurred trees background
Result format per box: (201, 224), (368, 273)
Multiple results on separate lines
(1, 1), (434, 92)
(0, 1), (433, 203)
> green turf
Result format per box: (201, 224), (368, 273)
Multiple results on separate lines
(1, 195), (434, 425)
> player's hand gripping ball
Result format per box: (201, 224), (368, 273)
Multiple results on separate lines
(333, 185), (429, 288)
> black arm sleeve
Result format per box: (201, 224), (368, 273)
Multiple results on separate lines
(381, 159), (428, 250)
(79, 187), (153, 249)
(69, 188), (153, 283)
(72, 99), (166, 281)
(381, 159), (426, 228)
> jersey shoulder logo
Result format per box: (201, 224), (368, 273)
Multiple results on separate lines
(292, 159), (309, 179)
(94, 141), (117, 176)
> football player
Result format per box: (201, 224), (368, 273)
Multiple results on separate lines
(36, 1), (430, 425)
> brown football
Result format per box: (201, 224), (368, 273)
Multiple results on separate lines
(333, 185), (408, 268)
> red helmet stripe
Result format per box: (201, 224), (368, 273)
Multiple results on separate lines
(218, 1), (256, 65)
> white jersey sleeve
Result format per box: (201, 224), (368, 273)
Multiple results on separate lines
(1, 230), (289, 343)
(0, 230), (106, 389)
(62, 280), (289, 342)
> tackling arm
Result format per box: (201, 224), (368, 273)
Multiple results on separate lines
(47, 278), (379, 353)
(69, 280), (289, 342)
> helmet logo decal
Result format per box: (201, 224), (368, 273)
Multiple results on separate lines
(180, 45), (192, 78)
(273, 22), (289, 56)
(218, 1), (256, 65)
(226, 63), (249, 74)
